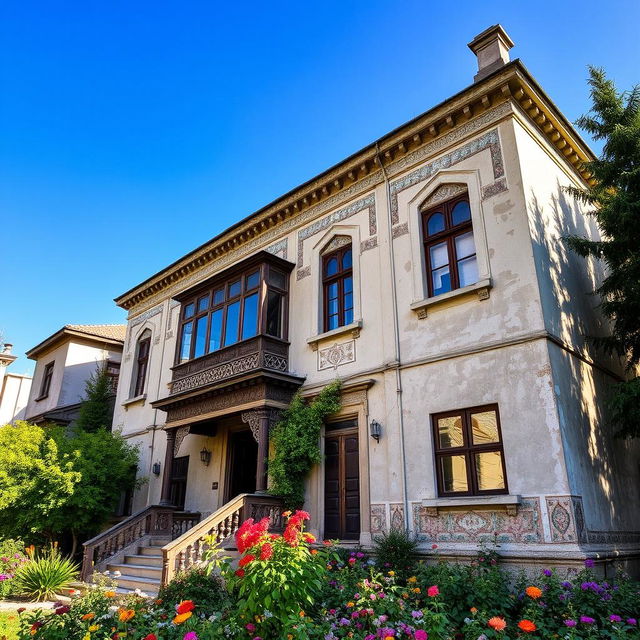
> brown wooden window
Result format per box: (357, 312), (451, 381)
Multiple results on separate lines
(422, 194), (478, 297)
(37, 362), (54, 400)
(177, 263), (288, 364)
(322, 244), (353, 332)
(106, 361), (121, 394)
(432, 405), (507, 497)
(133, 334), (150, 397)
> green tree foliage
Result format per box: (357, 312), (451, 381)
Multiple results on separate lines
(74, 363), (114, 432)
(0, 421), (138, 553)
(268, 380), (341, 509)
(566, 67), (640, 437)
(0, 421), (80, 542)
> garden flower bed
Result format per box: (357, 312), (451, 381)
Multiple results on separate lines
(14, 512), (640, 640)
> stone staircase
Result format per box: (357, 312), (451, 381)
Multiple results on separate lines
(107, 537), (169, 595)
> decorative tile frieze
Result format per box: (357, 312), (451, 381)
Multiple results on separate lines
(390, 128), (505, 225)
(390, 504), (405, 530)
(296, 266), (311, 281)
(126, 103), (513, 317)
(321, 235), (352, 255)
(422, 183), (468, 208)
(266, 238), (288, 259)
(360, 237), (378, 253)
(318, 340), (356, 371)
(412, 497), (542, 544)
(392, 223), (409, 238)
(546, 496), (579, 543)
(481, 177), (508, 200)
(370, 504), (386, 535)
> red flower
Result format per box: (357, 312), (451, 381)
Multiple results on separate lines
(17, 608), (26, 614)
(260, 543), (273, 561)
(239, 554), (255, 568)
(234, 569), (245, 577)
(236, 517), (270, 552)
(30, 621), (44, 633)
(283, 525), (299, 547)
(427, 585), (439, 597)
(143, 635), (158, 640)
(518, 620), (537, 633)
(303, 533), (316, 543)
(54, 606), (70, 615)
(176, 600), (195, 614)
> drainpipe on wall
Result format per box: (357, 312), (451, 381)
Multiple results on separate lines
(375, 144), (410, 531)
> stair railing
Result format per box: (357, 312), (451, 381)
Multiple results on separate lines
(161, 493), (284, 585)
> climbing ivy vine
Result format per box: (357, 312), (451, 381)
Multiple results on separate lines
(268, 380), (341, 509)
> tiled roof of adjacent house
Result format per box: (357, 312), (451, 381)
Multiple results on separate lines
(64, 324), (127, 342)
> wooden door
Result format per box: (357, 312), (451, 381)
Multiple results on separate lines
(324, 423), (360, 540)
(226, 429), (258, 501)
(170, 456), (189, 510)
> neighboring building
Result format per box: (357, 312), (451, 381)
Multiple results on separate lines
(24, 324), (125, 425)
(0, 343), (32, 424)
(85, 25), (640, 590)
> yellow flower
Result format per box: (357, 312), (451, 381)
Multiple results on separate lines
(413, 587), (420, 593)
(407, 576), (417, 584)
(347, 602), (354, 608)
(104, 591), (116, 598)
(88, 626), (99, 632)
(83, 634), (91, 640)
(388, 570), (395, 576)
(172, 611), (192, 624)
(287, 635), (293, 640)
(117, 609), (135, 622)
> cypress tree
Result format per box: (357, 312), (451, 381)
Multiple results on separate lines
(75, 363), (115, 432)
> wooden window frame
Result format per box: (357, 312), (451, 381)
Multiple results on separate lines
(322, 244), (353, 332)
(176, 262), (289, 365)
(105, 360), (121, 394)
(133, 335), (150, 397)
(421, 193), (476, 298)
(431, 404), (508, 497)
(36, 361), (54, 400)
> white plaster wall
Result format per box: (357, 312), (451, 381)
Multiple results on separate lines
(25, 343), (69, 419)
(0, 373), (32, 424)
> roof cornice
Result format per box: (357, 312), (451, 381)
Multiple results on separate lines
(26, 327), (125, 360)
(116, 60), (595, 313)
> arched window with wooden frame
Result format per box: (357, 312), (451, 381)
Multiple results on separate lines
(422, 193), (478, 298)
(131, 329), (151, 397)
(322, 241), (353, 332)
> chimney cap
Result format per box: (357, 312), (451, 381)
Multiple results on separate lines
(468, 24), (515, 82)
(468, 24), (515, 54)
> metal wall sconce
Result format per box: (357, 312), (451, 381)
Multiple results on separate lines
(369, 420), (382, 442)
(152, 462), (161, 476)
(200, 447), (212, 466)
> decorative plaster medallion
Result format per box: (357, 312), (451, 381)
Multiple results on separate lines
(422, 183), (468, 209)
(318, 340), (356, 371)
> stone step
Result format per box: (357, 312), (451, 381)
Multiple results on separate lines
(108, 563), (162, 580)
(148, 537), (170, 547)
(114, 574), (161, 595)
(138, 545), (163, 557)
(124, 554), (162, 567)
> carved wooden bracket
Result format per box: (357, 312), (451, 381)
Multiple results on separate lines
(174, 426), (190, 457)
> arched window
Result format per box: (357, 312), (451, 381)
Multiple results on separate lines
(422, 193), (478, 297)
(322, 242), (353, 332)
(132, 330), (151, 397)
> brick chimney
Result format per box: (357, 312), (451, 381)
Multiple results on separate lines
(468, 25), (514, 82)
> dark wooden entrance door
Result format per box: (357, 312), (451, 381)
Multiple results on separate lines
(324, 421), (360, 540)
(227, 429), (258, 500)
(170, 456), (189, 509)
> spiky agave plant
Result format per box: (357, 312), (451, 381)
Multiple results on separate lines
(14, 545), (79, 601)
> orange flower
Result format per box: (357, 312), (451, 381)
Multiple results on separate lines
(104, 591), (116, 598)
(518, 619), (537, 633)
(172, 611), (192, 624)
(525, 586), (543, 599)
(310, 549), (318, 555)
(488, 616), (507, 631)
(282, 510), (292, 517)
(470, 607), (478, 613)
(176, 600), (195, 614)
(81, 612), (95, 621)
(118, 609), (135, 622)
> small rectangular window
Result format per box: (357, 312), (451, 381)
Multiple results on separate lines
(242, 292), (259, 340)
(432, 405), (507, 497)
(224, 301), (241, 346)
(197, 295), (209, 313)
(179, 321), (193, 363)
(209, 308), (223, 352)
(38, 362), (55, 399)
(194, 315), (208, 358)
(134, 337), (151, 397)
(266, 290), (282, 337)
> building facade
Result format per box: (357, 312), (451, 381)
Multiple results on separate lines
(108, 26), (640, 575)
(0, 343), (32, 425)
(24, 324), (125, 426)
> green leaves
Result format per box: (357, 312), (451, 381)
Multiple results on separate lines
(13, 546), (79, 602)
(268, 381), (341, 508)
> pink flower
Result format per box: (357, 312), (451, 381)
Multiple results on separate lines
(415, 631), (428, 640)
(183, 633), (198, 640)
(427, 585), (439, 597)
(245, 623), (256, 632)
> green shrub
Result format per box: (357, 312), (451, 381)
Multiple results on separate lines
(0, 538), (29, 599)
(13, 546), (79, 601)
(157, 567), (227, 615)
(372, 527), (418, 577)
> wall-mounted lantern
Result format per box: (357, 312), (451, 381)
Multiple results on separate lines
(152, 462), (161, 476)
(369, 420), (382, 442)
(200, 447), (212, 466)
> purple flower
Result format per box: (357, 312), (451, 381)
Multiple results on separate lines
(584, 558), (595, 568)
(339, 618), (350, 626)
(411, 610), (423, 619)
(627, 619), (637, 626)
(543, 569), (552, 576)
(580, 616), (595, 624)
(561, 581), (572, 589)
(564, 620), (577, 627)
(609, 615), (622, 623)
(0, 575), (8, 581)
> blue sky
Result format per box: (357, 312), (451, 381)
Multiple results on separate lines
(2, 0), (639, 374)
